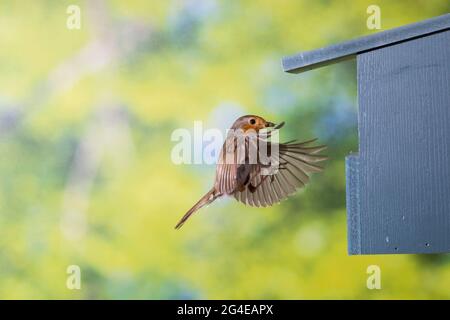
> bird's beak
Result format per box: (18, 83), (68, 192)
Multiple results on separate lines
(265, 121), (275, 127)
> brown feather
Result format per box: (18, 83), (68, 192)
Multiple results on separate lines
(175, 188), (219, 229)
(234, 138), (327, 206)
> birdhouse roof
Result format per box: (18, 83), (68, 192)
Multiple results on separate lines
(282, 13), (450, 74)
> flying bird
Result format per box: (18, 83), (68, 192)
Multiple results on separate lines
(175, 115), (327, 229)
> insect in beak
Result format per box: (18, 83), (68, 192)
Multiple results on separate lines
(266, 121), (285, 129)
(273, 121), (285, 129)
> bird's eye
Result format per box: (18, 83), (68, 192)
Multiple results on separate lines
(249, 118), (256, 125)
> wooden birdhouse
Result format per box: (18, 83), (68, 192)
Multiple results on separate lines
(282, 14), (450, 255)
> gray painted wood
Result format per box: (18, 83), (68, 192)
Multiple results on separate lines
(282, 14), (450, 73)
(346, 154), (361, 254)
(346, 30), (450, 254)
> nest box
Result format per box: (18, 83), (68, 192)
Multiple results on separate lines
(282, 14), (450, 255)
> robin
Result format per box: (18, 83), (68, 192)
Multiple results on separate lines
(175, 115), (327, 229)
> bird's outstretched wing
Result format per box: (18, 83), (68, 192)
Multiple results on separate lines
(234, 139), (327, 207)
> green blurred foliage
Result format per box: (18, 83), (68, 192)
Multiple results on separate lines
(0, 0), (449, 299)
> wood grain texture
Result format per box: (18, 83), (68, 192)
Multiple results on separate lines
(347, 30), (450, 254)
(282, 14), (450, 74)
(346, 154), (361, 254)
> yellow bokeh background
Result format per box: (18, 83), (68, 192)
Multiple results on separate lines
(0, 0), (449, 299)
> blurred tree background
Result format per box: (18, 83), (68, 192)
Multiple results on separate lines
(0, 0), (449, 299)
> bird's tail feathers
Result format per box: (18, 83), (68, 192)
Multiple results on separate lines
(175, 188), (218, 229)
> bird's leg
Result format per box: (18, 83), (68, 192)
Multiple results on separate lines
(248, 175), (269, 193)
(247, 159), (286, 193)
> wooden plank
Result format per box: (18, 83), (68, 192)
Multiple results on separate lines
(346, 154), (361, 254)
(282, 14), (450, 73)
(347, 30), (450, 254)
